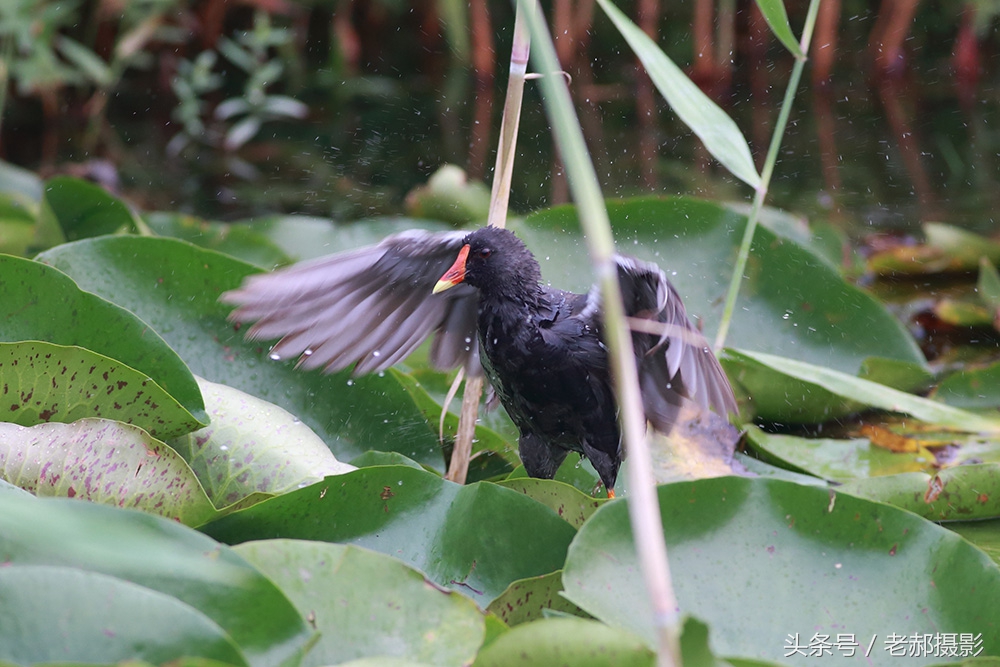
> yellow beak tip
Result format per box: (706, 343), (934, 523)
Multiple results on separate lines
(432, 279), (455, 295)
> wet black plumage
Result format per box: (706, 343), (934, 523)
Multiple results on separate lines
(222, 226), (737, 493)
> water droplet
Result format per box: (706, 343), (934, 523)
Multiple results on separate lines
(219, 445), (229, 451)
(269, 353), (281, 361)
(346, 379), (354, 386)
(372, 350), (381, 358)
(303, 349), (313, 356)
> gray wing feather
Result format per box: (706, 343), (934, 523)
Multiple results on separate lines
(611, 255), (738, 429)
(222, 229), (480, 375)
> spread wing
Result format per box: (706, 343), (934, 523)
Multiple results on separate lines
(221, 229), (480, 376)
(597, 256), (738, 431)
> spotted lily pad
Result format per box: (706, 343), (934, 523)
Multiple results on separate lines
(169, 377), (354, 510)
(0, 418), (216, 525)
(0, 340), (203, 439)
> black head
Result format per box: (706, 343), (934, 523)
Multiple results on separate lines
(435, 227), (542, 300)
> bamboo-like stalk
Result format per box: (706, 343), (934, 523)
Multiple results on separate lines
(486, 8), (530, 231)
(712, 0), (823, 351)
(445, 5), (532, 484)
(518, 1), (679, 664)
(0, 37), (13, 151)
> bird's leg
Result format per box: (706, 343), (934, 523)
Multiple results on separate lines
(518, 432), (569, 481)
(581, 438), (620, 498)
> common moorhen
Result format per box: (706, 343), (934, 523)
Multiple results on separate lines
(223, 226), (737, 494)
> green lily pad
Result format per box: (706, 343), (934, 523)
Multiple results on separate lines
(935, 298), (993, 327)
(0, 418), (216, 525)
(0, 565), (247, 666)
(744, 425), (936, 481)
(934, 362), (1000, 411)
(0, 492), (313, 667)
(838, 464), (1000, 521)
(948, 519), (1000, 568)
(42, 176), (137, 241)
(338, 660), (436, 667)
(201, 466), (577, 606)
(0, 340), (203, 438)
(0, 479), (30, 496)
(726, 202), (845, 272)
(169, 377), (354, 511)
(350, 450), (428, 470)
(507, 458), (605, 497)
(748, 422), (1000, 521)
(0, 253), (206, 425)
(858, 356), (934, 393)
(36, 236), (452, 470)
(240, 215), (458, 261)
(496, 478), (603, 528)
(979, 258), (1000, 309)
(0, 194), (37, 256)
(472, 617), (655, 667)
(234, 539), (484, 666)
(486, 570), (590, 626)
(723, 349), (1000, 428)
(562, 476), (1000, 665)
(868, 223), (1000, 275)
(0, 160), (43, 205)
(145, 211), (291, 269)
(404, 164), (490, 225)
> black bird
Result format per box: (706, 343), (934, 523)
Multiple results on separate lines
(223, 226), (737, 495)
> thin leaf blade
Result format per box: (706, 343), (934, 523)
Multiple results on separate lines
(753, 0), (803, 56)
(595, 0), (761, 189)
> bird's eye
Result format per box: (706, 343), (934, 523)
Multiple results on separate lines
(476, 248), (493, 259)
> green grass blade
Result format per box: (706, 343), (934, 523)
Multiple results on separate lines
(753, 0), (803, 56)
(595, 0), (761, 190)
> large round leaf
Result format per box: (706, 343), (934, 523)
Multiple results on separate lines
(486, 570), (590, 626)
(562, 476), (1000, 665)
(0, 253), (205, 424)
(0, 340), (203, 438)
(235, 539), (485, 666)
(0, 564), (246, 666)
(0, 193), (36, 256)
(36, 236), (450, 469)
(745, 425), (1000, 521)
(201, 465), (577, 606)
(42, 176), (137, 241)
(472, 617), (654, 667)
(496, 477), (604, 528)
(725, 349), (999, 428)
(236, 215), (459, 261)
(169, 377), (354, 510)
(837, 465), (1000, 522)
(144, 211), (291, 269)
(0, 492), (313, 667)
(0, 418), (217, 525)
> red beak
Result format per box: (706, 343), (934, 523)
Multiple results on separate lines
(433, 244), (470, 294)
